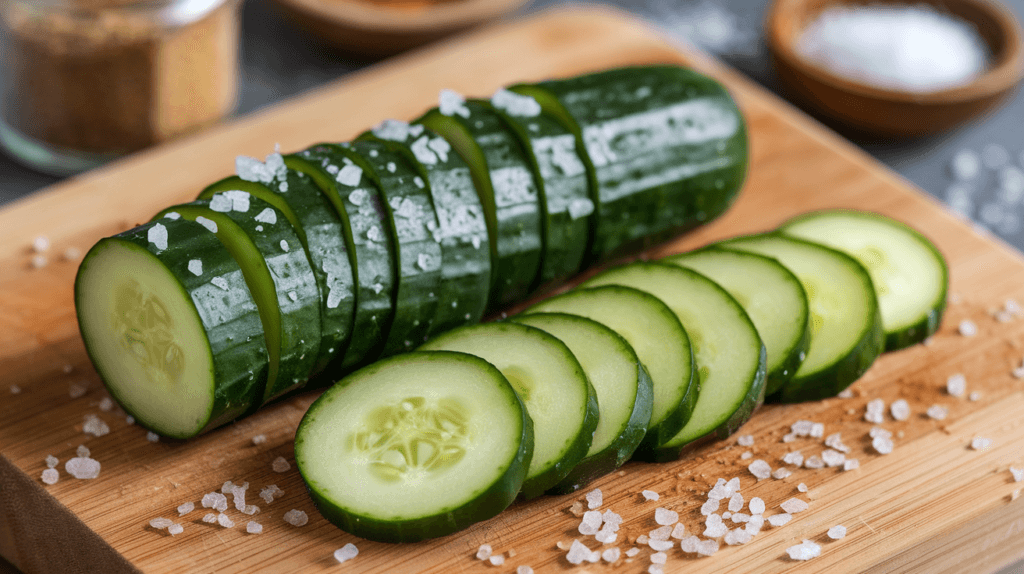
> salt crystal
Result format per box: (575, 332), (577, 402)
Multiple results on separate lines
(626, 547), (641, 557)
(438, 89), (470, 118)
(969, 391), (982, 401)
(601, 548), (620, 562)
(786, 539), (821, 561)
(971, 437), (992, 450)
(566, 540), (591, 565)
(222, 480), (237, 493)
(517, 566), (534, 574)
(45, 455), (58, 468)
(696, 539), (719, 556)
(737, 434), (754, 446)
(69, 383), (87, 398)
(649, 525), (672, 540)
(149, 517), (174, 529)
(283, 509), (308, 526)
(254, 208), (277, 225)
(373, 119), (411, 142)
(772, 468), (792, 479)
(146, 431), (160, 443)
(83, 414), (110, 437)
(242, 505), (260, 515)
(568, 198), (595, 220)
(947, 373), (967, 397)
(568, 500), (584, 517)
(209, 194), (233, 212)
(578, 510), (602, 535)
(648, 539), (674, 552)
(792, 420), (815, 436)
(822, 449), (846, 467)
(873, 435), (894, 454)
(413, 176), (425, 189)
(177, 502), (194, 515)
(728, 493), (744, 512)
(783, 451), (804, 466)
(186, 257), (201, 276)
(781, 498), (809, 513)
(259, 485), (283, 504)
(194, 216), (218, 234)
(810, 423), (825, 438)
(595, 527), (618, 544)
(148, 223), (168, 251)
(726, 477), (740, 493)
(9, 385), (21, 395)
(797, 483), (808, 493)
(230, 483), (249, 511)
(201, 513), (217, 523)
(648, 565), (663, 574)
(216, 513), (234, 528)
(745, 514), (765, 535)
(65, 457), (100, 479)
(723, 512), (732, 519)
(958, 320), (978, 337)
(487, 555), (505, 566)
(41, 468), (59, 485)
(272, 456), (290, 473)
(828, 525), (847, 539)
(768, 513), (792, 527)
(825, 433), (851, 453)
(252, 434), (267, 446)
(724, 528), (753, 545)
(844, 458), (860, 471)
(748, 459), (772, 480)
(740, 452), (753, 460)
(75, 446), (90, 458)
(890, 399), (910, 421)
(1011, 467), (1024, 482)
(602, 510), (622, 529)
(476, 544), (492, 560)
(63, 247), (82, 261)
(749, 497), (765, 515)
(30, 254), (47, 268)
(671, 523), (687, 539)
(927, 404), (948, 420)
(731, 513), (750, 523)
(865, 398), (885, 423)
(703, 521), (728, 538)
(837, 388), (855, 398)
(32, 235), (50, 252)
(279, 240), (289, 253)
(679, 536), (700, 553)
(366, 226), (384, 243)
(804, 455), (825, 469)
(655, 507), (678, 525)
(586, 488), (602, 509)
(650, 551), (667, 564)
(201, 493), (228, 512)
(642, 489), (660, 501)
(701, 498), (720, 515)
(246, 521), (263, 534)
(951, 149), (981, 180)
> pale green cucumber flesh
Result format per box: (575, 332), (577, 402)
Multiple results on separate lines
(295, 351), (532, 543)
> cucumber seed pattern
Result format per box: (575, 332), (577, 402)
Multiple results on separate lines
(112, 279), (184, 386)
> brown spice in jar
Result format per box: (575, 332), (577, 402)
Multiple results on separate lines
(2, 0), (239, 155)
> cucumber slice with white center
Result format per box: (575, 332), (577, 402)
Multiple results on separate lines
(154, 198), (321, 403)
(583, 263), (766, 460)
(76, 219), (268, 438)
(722, 234), (885, 402)
(779, 209), (948, 350)
(526, 285), (695, 451)
(511, 313), (653, 493)
(665, 247), (809, 396)
(295, 351), (533, 543)
(420, 322), (598, 499)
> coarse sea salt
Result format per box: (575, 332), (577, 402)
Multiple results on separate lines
(749, 497), (766, 515)
(865, 398), (885, 423)
(69, 383), (87, 398)
(671, 523), (687, 539)
(828, 525), (847, 539)
(252, 434), (267, 446)
(201, 513), (217, 523)
(649, 525), (672, 541)
(566, 540), (591, 565)
(655, 507), (679, 525)
(83, 414), (110, 437)
(601, 548), (620, 562)
(786, 539), (821, 561)
(45, 455), (59, 468)
(958, 320), (978, 336)
(167, 523), (184, 536)
(768, 513), (792, 527)
(517, 566), (534, 574)
(642, 489), (660, 501)
(890, 399), (911, 421)
(927, 404), (948, 420)
(283, 509), (308, 526)
(177, 501), (195, 515)
(873, 435), (894, 454)
(246, 521), (263, 534)
(578, 510), (602, 535)
(947, 373), (967, 397)
(272, 456), (290, 473)
(844, 459), (860, 471)
(202, 492), (228, 512)
(772, 468), (793, 479)
(65, 456), (101, 479)
(586, 488), (602, 509)
(41, 468), (59, 485)
(971, 437), (992, 450)
(648, 539), (674, 552)
(476, 544), (492, 560)
(781, 498), (809, 513)
(737, 434), (754, 447)
(749, 459), (772, 480)
(217, 513), (234, 528)
(146, 431), (160, 443)
(438, 89), (470, 118)
(149, 517), (174, 529)
(332, 543), (359, 562)
(1010, 467), (1024, 482)
(489, 555), (505, 566)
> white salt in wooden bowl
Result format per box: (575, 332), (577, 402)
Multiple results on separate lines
(766, 0), (1024, 137)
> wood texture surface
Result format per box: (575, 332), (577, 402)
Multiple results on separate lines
(2, 6), (1024, 574)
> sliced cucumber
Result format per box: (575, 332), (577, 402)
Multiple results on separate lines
(76, 219), (268, 438)
(154, 198), (321, 402)
(199, 173), (356, 378)
(511, 313), (652, 493)
(722, 234), (885, 402)
(417, 101), (543, 309)
(295, 351), (533, 543)
(583, 263), (766, 460)
(665, 247), (809, 396)
(420, 322), (598, 499)
(292, 145), (396, 369)
(525, 285), (695, 451)
(779, 209), (948, 350)
(361, 122), (491, 335)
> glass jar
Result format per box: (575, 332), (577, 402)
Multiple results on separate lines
(0, 0), (240, 175)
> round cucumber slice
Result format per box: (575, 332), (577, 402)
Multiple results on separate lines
(296, 351), (532, 543)
(76, 219), (267, 438)
(526, 285), (695, 452)
(511, 313), (653, 493)
(583, 263), (766, 460)
(779, 209), (948, 350)
(665, 247), (810, 396)
(420, 322), (597, 499)
(722, 233), (885, 402)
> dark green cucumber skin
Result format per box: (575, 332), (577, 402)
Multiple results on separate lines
(154, 198), (321, 403)
(489, 104), (592, 286)
(338, 140), (443, 355)
(510, 313), (653, 494)
(295, 351), (534, 543)
(359, 127), (492, 336)
(420, 322), (598, 500)
(778, 209), (948, 351)
(512, 65), (748, 261)
(291, 146), (396, 369)
(76, 219), (268, 438)
(199, 174), (356, 379)
(417, 103), (544, 310)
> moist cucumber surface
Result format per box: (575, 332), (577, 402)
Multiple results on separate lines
(583, 263), (766, 459)
(76, 219), (268, 438)
(666, 247), (809, 396)
(295, 351), (533, 543)
(722, 233), (884, 402)
(511, 313), (653, 493)
(779, 209), (947, 350)
(526, 285), (695, 451)
(420, 322), (598, 499)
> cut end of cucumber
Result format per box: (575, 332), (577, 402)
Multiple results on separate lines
(76, 240), (214, 437)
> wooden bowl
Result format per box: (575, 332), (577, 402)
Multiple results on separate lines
(766, 0), (1024, 137)
(271, 0), (530, 56)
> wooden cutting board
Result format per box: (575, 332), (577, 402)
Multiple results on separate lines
(3, 6), (1024, 574)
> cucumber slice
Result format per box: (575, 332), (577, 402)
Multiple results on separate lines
(339, 140), (443, 354)
(420, 322), (598, 499)
(291, 145), (396, 369)
(199, 173), (356, 378)
(75, 219), (268, 438)
(665, 247), (810, 396)
(511, 65), (748, 260)
(511, 313), (653, 493)
(295, 351), (533, 543)
(488, 99), (592, 285)
(779, 209), (948, 350)
(583, 263), (766, 460)
(417, 101), (543, 309)
(525, 285), (695, 451)
(361, 122), (491, 335)
(722, 234), (885, 402)
(154, 198), (321, 402)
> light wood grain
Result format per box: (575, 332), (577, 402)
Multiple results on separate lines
(3, 6), (1024, 574)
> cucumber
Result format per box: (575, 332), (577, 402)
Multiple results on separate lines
(722, 234), (885, 402)
(488, 94), (592, 285)
(511, 65), (748, 260)
(362, 121), (491, 335)
(583, 263), (766, 460)
(525, 285), (696, 451)
(665, 247), (810, 396)
(419, 322), (598, 499)
(337, 140), (443, 354)
(199, 173), (356, 378)
(779, 209), (948, 350)
(154, 198), (321, 402)
(417, 100), (543, 309)
(291, 145), (396, 369)
(75, 219), (268, 438)
(295, 351), (533, 543)
(511, 313), (653, 493)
